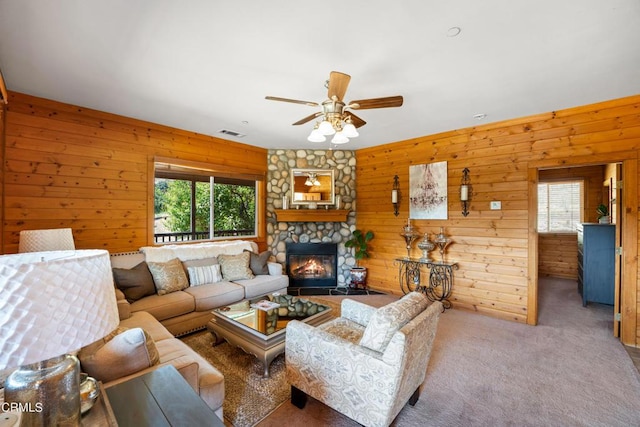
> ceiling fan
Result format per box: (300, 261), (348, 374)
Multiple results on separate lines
(265, 71), (403, 144)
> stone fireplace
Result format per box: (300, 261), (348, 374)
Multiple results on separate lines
(266, 149), (357, 287)
(286, 242), (338, 288)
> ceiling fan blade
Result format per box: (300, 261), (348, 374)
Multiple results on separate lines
(346, 112), (367, 128)
(292, 112), (323, 126)
(327, 71), (351, 101)
(265, 96), (319, 107)
(349, 95), (403, 110)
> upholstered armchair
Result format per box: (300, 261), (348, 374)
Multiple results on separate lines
(285, 292), (442, 427)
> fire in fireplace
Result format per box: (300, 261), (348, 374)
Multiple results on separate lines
(286, 242), (337, 288)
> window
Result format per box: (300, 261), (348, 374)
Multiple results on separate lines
(154, 161), (258, 243)
(537, 181), (583, 233)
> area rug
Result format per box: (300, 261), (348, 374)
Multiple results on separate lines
(181, 331), (289, 427)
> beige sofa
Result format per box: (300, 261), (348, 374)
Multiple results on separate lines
(99, 240), (289, 420)
(110, 240), (289, 336)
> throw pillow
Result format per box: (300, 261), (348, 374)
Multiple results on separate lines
(112, 262), (156, 303)
(245, 249), (270, 275)
(79, 327), (160, 382)
(359, 292), (429, 353)
(187, 264), (223, 286)
(218, 252), (254, 281)
(182, 257), (218, 273)
(147, 258), (189, 295)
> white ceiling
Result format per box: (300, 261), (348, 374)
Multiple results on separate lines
(1, 1), (639, 150)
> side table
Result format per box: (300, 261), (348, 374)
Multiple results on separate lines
(105, 365), (224, 427)
(395, 258), (458, 309)
(81, 382), (117, 426)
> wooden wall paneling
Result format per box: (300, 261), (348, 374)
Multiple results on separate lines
(356, 94), (640, 335)
(3, 92), (268, 253)
(538, 234), (578, 279)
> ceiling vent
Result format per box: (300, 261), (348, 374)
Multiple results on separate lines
(218, 129), (246, 138)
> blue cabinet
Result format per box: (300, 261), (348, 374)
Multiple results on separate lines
(576, 223), (615, 306)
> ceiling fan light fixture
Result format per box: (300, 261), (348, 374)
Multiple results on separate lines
(307, 128), (326, 142)
(318, 119), (335, 135)
(331, 132), (349, 144)
(342, 122), (359, 138)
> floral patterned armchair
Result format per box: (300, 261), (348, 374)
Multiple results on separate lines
(285, 292), (442, 427)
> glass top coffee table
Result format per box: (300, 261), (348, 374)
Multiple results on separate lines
(206, 294), (332, 377)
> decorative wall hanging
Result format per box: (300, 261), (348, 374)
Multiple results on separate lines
(409, 161), (448, 220)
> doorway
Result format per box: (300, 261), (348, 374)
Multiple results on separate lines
(527, 155), (638, 346)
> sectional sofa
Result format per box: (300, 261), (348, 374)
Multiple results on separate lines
(86, 240), (289, 420)
(110, 240), (288, 336)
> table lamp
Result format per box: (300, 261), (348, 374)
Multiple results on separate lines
(0, 249), (119, 426)
(18, 228), (76, 253)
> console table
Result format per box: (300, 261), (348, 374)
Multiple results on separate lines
(395, 258), (458, 309)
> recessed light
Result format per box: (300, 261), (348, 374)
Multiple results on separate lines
(241, 120), (249, 125)
(447, 27), (461, 37)
(473, 113), (487, 120)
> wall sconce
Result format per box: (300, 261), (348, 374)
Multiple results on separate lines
(461, 168), (471, 217)
(392, 175), (400, 216)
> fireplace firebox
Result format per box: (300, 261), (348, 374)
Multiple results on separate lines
(286, 242), (338, 288)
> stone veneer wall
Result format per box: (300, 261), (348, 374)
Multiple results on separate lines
(266, 149), (356, 287)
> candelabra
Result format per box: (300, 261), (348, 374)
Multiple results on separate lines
(433, 227), (452, 262)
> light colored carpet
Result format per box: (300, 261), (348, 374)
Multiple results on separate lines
(258, 279), (640, 427)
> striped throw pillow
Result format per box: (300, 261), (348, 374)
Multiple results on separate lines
(187, 264), (222, 286)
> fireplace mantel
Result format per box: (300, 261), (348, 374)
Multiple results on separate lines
(274, 209), (350, 223)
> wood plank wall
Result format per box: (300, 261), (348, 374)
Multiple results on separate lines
(2, 91), (639, 346)
(355, 95), (640, 345)
(538, 233), (578, 279)
(537, 165), (605, 279)
(1, 92), (268, 253)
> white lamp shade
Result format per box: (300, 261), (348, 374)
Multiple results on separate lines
(0, 249), (119, 370)
(318, 120), (335, 136)
(19, 228), (75, 253)
(331, 132), (349, 144)
(307, 129), (326, 142)
(342, 122), (359, 138)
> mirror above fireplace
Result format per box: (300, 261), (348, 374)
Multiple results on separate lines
(290, 169), (335, 207)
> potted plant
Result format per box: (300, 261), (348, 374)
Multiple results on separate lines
(597, 203), (610, 224)
(345, 229), (374, 289)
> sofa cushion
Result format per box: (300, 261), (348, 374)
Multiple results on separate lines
(147, 258), (189, 295)
(119, 311), (175, 342)
(112, 261), (157, 302)
(359, 291), (429, 352)
(154, 338), (225, 411)
(130, 291), (195, 322)
(187, 264), (222, 286)
(319, 317), (367, 344)
(218, 252), (254, 281)
(183, 281), (245, 311)
(233, 274), (289, 299)
(245, 249), (270, 275)
(79, 327), (160, 382)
